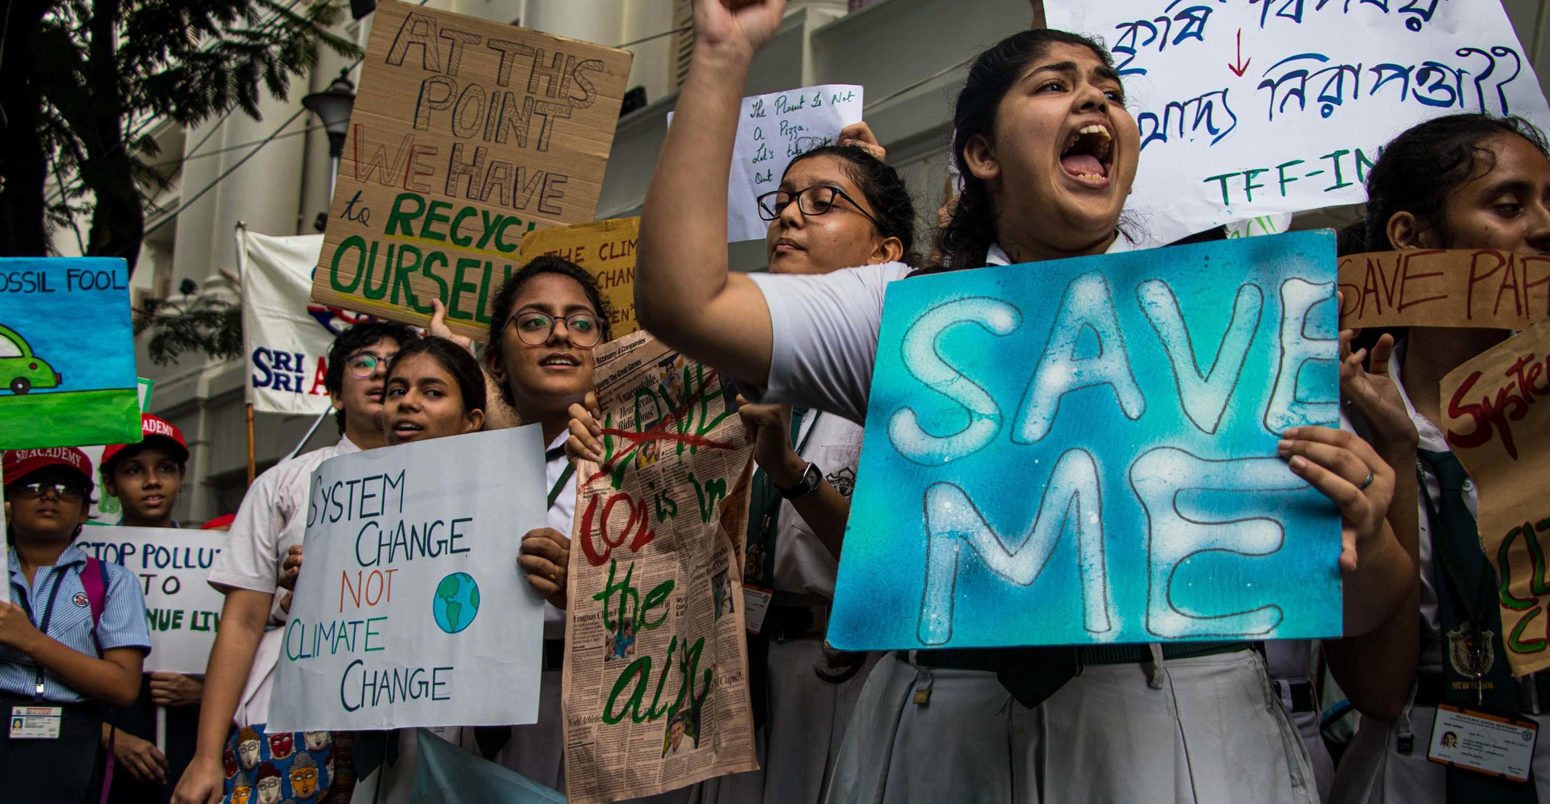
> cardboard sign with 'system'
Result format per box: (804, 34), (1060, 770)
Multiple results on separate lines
(310, 0), (632, 340)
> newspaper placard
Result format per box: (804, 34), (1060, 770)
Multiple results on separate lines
(267, 426), (548, 731)
(1046, 1), (1550, 247)
(1441, 317), (1550, 678)
(309, 0), (633, 339)
(518, 217), (640, 338)
(1337, 249), (1550, 330)
(563, 331), (758, 803)
(77, 527), (225, 673)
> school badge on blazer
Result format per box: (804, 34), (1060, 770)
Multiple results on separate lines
(1447, 624), (1495, 678)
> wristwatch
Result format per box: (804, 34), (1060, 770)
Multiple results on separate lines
(776, 461), (822, 500)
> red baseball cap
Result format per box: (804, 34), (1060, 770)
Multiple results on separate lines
(3, 447), (94, 488)
(101, 414), (189, 470)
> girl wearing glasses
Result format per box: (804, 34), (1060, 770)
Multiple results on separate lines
(571, 130), (915, 804)
(0, 447), (151, 804)
(466, 255), (608, 791)
(633, 1), (1411, 802)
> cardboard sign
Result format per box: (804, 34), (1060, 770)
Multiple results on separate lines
(563, 332), (758, 803)
(828, 231), (1344, 650)
(1441, 317), (1550, 678)
(309, 0), (632, 339)
(266, 426), (548, 731)
(77, 527), (226, 673)
(671, 84), (864, 243)
(0, 258), (140, 449)
(518, 217), (640, 338)
(1337, 249), (1550, 330)
(1046, 1), (1550, 247)
(241, 229), (372, 415)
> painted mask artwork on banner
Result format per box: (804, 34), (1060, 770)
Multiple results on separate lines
(77, 527), (225, 673)
(0, 257), (140, 449)
(1442, 318), (1550, 679)
(309, 0), (633, 339)
(267, 426), (548, 731)
(1045, 1), (1550, 247)
(828, 231), (1344, 651)
(563, 331), (758, 804)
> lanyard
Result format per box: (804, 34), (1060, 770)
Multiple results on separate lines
(15, 565), (71, 698)
(548, 464), (575, 510)
(744, 409), (819, 589)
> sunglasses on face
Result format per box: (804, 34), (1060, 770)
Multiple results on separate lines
(10, 481), (87, 502)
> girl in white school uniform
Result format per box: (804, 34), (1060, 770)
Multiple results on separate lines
(632, 1), (1417, 801)
(1330, 114), (1550, 804)
(569, 131), (916, 803)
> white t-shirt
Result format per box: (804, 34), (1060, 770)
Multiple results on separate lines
(206, 436), (361, 726)
(745, 241), (1135, 422)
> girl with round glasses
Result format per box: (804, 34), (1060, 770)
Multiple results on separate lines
(633, 1), (1412, 801)
(460, 255), (611, 792)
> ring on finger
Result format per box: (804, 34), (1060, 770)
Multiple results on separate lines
(1357, 469), (1374, 490)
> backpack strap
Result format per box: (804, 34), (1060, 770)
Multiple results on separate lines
(80, 556), (116, 804)
(81, 557), (108, 647)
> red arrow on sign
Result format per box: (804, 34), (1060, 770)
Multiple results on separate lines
(1228, 28), (1252, 77)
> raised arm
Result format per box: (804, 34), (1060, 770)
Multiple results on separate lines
(635, 0), (787, 386)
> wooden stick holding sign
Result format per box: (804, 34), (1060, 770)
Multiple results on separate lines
(1441, 317), (1550, 678)
(309, 0), (632, 340)
(1338, 249), (1550, 330)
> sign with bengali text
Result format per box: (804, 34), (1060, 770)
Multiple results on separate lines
(1047, 1), (1550, 247)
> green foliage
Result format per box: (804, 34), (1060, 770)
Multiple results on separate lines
(25, 0), (361, 264)
(138, 295), (244, 365)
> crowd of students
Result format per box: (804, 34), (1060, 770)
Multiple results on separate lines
(3, 0), (1549, 801)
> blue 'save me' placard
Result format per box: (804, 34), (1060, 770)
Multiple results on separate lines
(828, 230), (1344, 650)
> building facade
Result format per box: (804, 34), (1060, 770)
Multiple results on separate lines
(44, 0), (1550, 523)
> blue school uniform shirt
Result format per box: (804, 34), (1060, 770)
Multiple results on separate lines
(0, 543), (152, 702)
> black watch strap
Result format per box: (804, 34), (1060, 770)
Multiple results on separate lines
(777, 462), (821, 500)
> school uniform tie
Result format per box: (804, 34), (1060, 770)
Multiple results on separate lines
(742, 408), (807, 730)
(1417, 448), (1537, 803)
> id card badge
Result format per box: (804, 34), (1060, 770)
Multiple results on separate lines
(1427, 703), (1539, 782)
(9, 706), (62, 740)
(743, 585), (773, 634)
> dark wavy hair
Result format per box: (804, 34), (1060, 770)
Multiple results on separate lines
(935, 29), (1120, 271)
(485, 255), (611, 407)
(325, 320), (421, 432)
(383, 336), (488, 418)
(782, 144), (920, 266)
(1362, 113), (1550, 251)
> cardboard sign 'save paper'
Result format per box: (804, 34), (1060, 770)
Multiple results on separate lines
(310, 0), (632, 339)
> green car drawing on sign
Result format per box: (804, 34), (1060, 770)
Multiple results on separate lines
(0, 324), (62, 395)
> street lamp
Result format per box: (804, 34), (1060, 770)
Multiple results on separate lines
(302, 69), (357, 197)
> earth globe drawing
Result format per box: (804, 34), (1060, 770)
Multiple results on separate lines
(432, 572), (481, 634)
